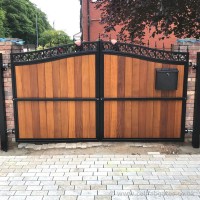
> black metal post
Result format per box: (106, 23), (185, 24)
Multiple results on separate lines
(192, 52), (200, 148)
(0, 54), (8, 151)
(99, 40), (104, 140)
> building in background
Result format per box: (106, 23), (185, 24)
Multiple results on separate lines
(80, 0), (177, 49)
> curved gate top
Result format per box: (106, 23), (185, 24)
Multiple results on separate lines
(11, 41), (189, 142)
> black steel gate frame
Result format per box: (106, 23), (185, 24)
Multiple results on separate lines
(0, 53), (8, 151)
(10, 41), (189, 144)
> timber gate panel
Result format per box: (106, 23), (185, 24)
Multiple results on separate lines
(103, 55), (184, 139)
(15, 56), (96, 139)
(11, 41), (189, 142)
(11, 42), (99, 141)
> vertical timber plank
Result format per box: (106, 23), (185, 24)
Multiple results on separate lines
(37, 63), (47, 138)
(74, 56), (83, 138)
(60, 58), (68, 138)
(110, 55), (118, 137)
(30, 65), (40, 138)
(117, 57), (125, 137)
(15, 67), (26, 138)
(22, 65), (33, 138)
(124, 57), (132, 137)
(82, 55), (90, 138)
(138, 60), (148, 138)
(52, 60), (61, 138)
(131, 58), (139, 137)
(145, 61), (154, 138)
(45, 62), (54, 138)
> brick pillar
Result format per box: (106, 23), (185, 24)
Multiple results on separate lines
(176, 40), (200, 130)
(0, 41), (23, 132)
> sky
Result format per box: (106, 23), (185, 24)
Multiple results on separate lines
(30, 0), (81, 39)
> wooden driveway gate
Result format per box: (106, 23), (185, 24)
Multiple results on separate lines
(11, 41), (189, 142)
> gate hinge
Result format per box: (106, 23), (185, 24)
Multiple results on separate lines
(2, 63), (11, 71)
(6, 129), (15, 134)
(193, 65), (198, 70)
(189, 62), (198, 69)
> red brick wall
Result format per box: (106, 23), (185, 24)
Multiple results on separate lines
(0, 41), (23, 131)
(175, 40), (200, 129)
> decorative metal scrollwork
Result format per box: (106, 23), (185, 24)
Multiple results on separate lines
(12, 42), (98, 63)
(102, 41), (188, 63)
(11, 41), (188, 63)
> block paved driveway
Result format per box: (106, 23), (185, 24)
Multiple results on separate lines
(0, 154), (200, 200)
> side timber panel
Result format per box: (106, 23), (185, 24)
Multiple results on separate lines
(104, 55), (184, 139)
(15, 55), (96, 139)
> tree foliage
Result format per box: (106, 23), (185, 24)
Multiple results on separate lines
(0, 0), (52, 43)
(96, 0), (200, 41)
(39, 30), (72, 48)
(0, 8), (5, 37)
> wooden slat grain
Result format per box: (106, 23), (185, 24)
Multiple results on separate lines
(67, 57), (75, 97)
(82, 101), (90, 138)
(82, 55), (90, 97)
(15, 66), (23, 98)
(131, 101), (139, 138)
(152, 101), (161, 138)
(45, 62), (53, 98)
(110, 55), (118, 97)
(60, 58), (68, 97)
(74, 56), (82, 97)
(38, 102), (47, 138)
(89, 102), (96, 138)
(124, 101), (132, 138)
(117, 56), (125, 97)
(60, 102), (69, 138)
(17, 102), (26, 138)
(176, 65), (184, 97)
(37, 63), (46, 98)
(131, 58), (140, 97)
(104, 55), (111, 97)
(45, 62), (54, 138)
(167, 101), (175, 138)
(110, 102), (117, 138)
(125, 57), (133, 97)
(31, 102), (40, 138)
(68, 102), (75, 138)
(104, 102), (110, 138)
(29, 65), (38, 97)
(24, 102), (33, 138)
(52, 60), (61, 97)
(160, 101), (168, 138)
(138, 60), (148, 137)
(174, 101), (182, 138)
(22, 65), (31, 97)
(117, 102), (125, 138)
(75, 102), (83, 138)
(89, 55), (96, 98)
(145, 61), (154, 137)
(46, 102), (54, 138)
(52, 61), (61, 138)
